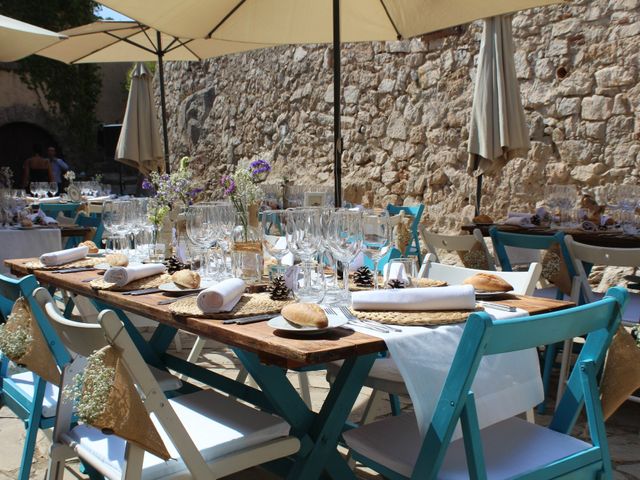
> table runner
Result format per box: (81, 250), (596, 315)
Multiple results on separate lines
(347, 306), (542, 441)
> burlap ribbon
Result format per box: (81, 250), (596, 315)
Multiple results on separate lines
(86, 346), (171, 460)
(600, 326), (640, 420)
(1, 298), (60, 385)
(541, 243), (573, 296)
(457, 242), (490, 270)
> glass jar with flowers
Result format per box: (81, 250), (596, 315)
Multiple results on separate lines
(142, 156), (202, 260)
(221, 159), (271, 282)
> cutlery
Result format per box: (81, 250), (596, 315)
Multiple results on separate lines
(476, 301), (517, 312)
(122, 288), (163, 296)
(623, 274), (640, 283)
(51, 267), (96, 274)
(157, 292), (199, 305)
(338, 306), (402, 333)
(323, 306), (392, 333)
(81, 277), (101, 283)
(223, 314), (278, 325)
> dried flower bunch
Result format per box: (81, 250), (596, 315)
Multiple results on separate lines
(142, 156), (202, 227)
(0, 301), (33, 360)
(64, 170), (76, 182)
(63, 349), (115, 423)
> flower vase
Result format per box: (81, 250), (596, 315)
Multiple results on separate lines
(231, 205), (263, 283)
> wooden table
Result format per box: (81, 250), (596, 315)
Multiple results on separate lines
(462, 223), (640, 248)
(5, 257), (574, 479)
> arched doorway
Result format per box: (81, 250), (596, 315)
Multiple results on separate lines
(0, 122), (58, 187)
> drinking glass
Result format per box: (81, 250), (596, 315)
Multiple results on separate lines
(285, 208), (322, 263)
(388, 257), (418, 287)
(261, 209), (289, 265)
(617, 185), (640, 234)
(327, 209), (363, 303)
(186, 204), (215, 279)
(292, 262), (326, 303)
(47, 182), (58, 197)
(362, 209), (391, 289)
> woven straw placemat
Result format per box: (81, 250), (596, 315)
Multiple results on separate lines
(350, 277), (447, 291)
(90, 273), (172, 292)
(25, 257), (105, 270)
(170, 293), (293, 319)
(349, 306), (483, 326)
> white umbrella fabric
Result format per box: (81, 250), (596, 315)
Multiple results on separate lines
(468, 15), (530, 214)
(115, 62), (164, 174)
(100, 0), (564, 206)
(0, 14), (66, 62)
(37, 21), (271, 172)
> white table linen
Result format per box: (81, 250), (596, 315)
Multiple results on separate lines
(347, 306), (542, 441)
(0, 228), (62, 274)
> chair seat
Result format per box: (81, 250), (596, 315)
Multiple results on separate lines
(7, 371), (59, 417)
(66, 389), (292, 479)
(326, 357), (407, 396)
(344, 413), (591, 479)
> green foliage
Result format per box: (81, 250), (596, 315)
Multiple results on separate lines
(0, 0), (102, 157)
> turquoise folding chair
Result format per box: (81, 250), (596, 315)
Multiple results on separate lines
(386, 204), (424, 264)
(63, 212), (104, 249)
(344, 287), (626, 480)
(0, 274), (71, 480)
(489, 227), (580, 412)
(38, 202), (81, 219)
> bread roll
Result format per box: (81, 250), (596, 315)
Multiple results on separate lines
(473, 214), (493, 224)
(463, 273), (513, 292)
(105, 253), (128, 267)
(79, 240), (99, 253)
(281, 303), (328, 328)
(20, 218), (33, 227)
(171, 269), (200, 289)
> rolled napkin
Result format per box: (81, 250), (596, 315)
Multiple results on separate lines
(504, 216), (532, 226)
(40, 246), (89, 267)
(104, 263), (166, 287)
(29, 210), (58, 225)
(196, 278), (246, 313)
(352, 284), (476, 311)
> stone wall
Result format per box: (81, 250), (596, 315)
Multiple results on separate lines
(162, 0), (640, 232)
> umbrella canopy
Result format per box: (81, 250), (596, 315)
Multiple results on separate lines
(0, 14), (66, 62)
(100, 0), (563, 206)
(115, 62), (164, 175)
(37, 20), (271, 172)
(468, 15), (530, 214)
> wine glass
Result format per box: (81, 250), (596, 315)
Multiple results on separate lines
(285, 208), (322, 263)
(362, 209), (391, 289)
(261, 209), (289, 268)
(47, 182), (58, 197)
(327, 209), (363, 304)
(186, 204), (215, 279)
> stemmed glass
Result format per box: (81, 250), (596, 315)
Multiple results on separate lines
(261, 209), (289, 271)
(286, 208), (323, 298)
(47, 182), (58, 197)
(362, 209), (391, 289)
(327, 209), (363, 304)
(186, 204), (215, 279)
(617, 185), (640, 234)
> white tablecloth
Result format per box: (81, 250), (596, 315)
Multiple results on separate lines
(0, 228), (62, 275)
(348, 306), (543, 441)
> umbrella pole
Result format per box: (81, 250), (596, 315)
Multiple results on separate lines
(332, 0), (342, 207)
(156, 31), (171, 173)
(473, 155), (482, 216)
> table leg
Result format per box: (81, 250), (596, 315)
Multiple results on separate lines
(234, 349), (377, 480)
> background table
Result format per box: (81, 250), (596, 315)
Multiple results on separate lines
(0, 228), (61, 275)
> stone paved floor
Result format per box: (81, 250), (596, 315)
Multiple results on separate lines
(0, 333), (638, 479)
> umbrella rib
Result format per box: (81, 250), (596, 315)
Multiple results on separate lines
(67, 31), (132, 63)
(206, 0), (247, 38)
(103, 29), (160, 56)
(166, 38), (203, 61)
(378, 0), (402, 40)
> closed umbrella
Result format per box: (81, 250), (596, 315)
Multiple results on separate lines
(0, 14), (66, 61)
(116, 62), (163, 174)
(468, 15), (530, 215)
(37, 21), (271, 172)
(100, 0), (564, 206)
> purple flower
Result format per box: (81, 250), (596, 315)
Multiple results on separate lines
(221, 175), (235, 196)
(141, 178), (154, 191)
(249, 159), (271, 176)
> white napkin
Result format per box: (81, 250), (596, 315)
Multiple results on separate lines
(197, 278), (246, 313)
(383, 262), (408, 285)
(29, 210), (57, 225)
(504, 216), (532, 226)
(346, 307), (541, 441)
(40, 246), (88, 266)
(352, 285), (476, 311)
(104, 263), (166, 287)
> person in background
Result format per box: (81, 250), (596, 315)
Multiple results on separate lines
(22, 144), (53, 193)
(47, 146), (69, 194)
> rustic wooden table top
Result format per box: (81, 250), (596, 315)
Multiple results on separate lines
(462, 223), (640, 248)
(5, 258), (574, 369)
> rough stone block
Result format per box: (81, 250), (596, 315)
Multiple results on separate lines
(581, 95), (614, 120)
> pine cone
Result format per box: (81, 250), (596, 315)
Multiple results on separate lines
(386, 279), (405, 289)
(269, 275), (291, 300)
(162, 256), (189, 274)
(353, 266), (374, 287)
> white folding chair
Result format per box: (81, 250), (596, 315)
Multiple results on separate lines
(328, 255), (542, 424)
(422, 227), (496, 270)
(34, 288), (300, 480)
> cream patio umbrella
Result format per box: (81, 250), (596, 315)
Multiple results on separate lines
(0, 14), (66, 62)
(115, 62), (163, 174)
(37, 21), (271, 172)
(99, 0), (565, 206)
(468, 15), (530, 215)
